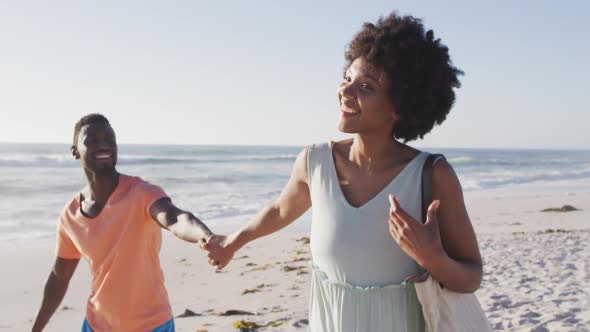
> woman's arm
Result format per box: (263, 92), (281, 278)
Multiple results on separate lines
(428, 160), (482, 292)
(203, 147), (311, 270)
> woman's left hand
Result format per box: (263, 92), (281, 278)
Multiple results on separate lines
(388, 194), (446, 269)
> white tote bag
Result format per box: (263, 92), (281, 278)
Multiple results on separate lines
(417, 154), (492, 332)
(413, 273), (492, 332)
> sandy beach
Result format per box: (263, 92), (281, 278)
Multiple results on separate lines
(1, 1), (588, 330)
(2, 178), (589, 331)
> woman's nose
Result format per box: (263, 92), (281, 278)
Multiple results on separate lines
(338, 82), (356, 99)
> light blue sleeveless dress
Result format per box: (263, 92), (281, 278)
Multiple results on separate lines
(307, 142), (428, 332)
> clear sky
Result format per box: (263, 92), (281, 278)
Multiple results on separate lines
(1, 1), (588, 149)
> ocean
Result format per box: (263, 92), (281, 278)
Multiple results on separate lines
(1, 143), (589, 243)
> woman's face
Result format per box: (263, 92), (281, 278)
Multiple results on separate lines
(337, 57), (397, 136)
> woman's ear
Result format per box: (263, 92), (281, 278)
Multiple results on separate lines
(71, 145), (80, 160)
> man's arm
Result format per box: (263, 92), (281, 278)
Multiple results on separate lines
(204, 147), (312, 269)
(149, 198), (213, 244)
(32, 257), (79, 332)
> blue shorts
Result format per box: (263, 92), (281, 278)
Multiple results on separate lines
(82, 318), (175, 332)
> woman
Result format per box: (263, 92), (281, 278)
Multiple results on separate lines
(204, 13), (482, 332)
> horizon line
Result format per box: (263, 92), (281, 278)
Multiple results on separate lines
(0, 141), (588, 152)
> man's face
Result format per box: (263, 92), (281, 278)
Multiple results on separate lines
(72, 123), (118, 175)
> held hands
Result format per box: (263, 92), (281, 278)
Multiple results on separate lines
(388, 194), (446, 269)
(200, 234), (236, 270)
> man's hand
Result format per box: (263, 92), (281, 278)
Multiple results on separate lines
(200, 234), (236, 270)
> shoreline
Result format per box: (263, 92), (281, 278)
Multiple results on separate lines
(4, 176), (589, 247)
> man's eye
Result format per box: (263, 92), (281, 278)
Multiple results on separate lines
(360, 83), (372, 90)
(343, 75), (351, 82)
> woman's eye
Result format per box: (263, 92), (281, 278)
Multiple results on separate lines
(343, 75), (351, 82)
(360, 83), (372, 90)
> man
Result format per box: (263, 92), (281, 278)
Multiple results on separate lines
(32, 114), (213, 332)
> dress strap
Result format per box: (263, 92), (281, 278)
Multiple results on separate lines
(421, 153), (446, 223)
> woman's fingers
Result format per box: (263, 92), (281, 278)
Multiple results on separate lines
(207, 247), (231, 270)
(390, 210), (413, 242)
(388, 218), (398, 239)
(425, 200), (440, 226)
(216, 261), (228, 271)
(389, 215), (405, 243)
(389, 207), (417, 251)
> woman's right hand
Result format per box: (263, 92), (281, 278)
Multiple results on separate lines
(201, 234), (236, 270)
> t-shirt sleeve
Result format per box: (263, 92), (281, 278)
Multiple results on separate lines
(138, 180), (170, 220)
(55, 216), (82, 259)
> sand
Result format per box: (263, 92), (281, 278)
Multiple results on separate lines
(1, 178), (589, 331)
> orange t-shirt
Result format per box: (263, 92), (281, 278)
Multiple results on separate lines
(56, 175), (173, 332)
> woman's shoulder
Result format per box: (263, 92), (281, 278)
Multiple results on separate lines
(426, 153), (452, 172)
(306, 140), (346, 159)
(309, 140), (346, 151)
(429, 155), (462, 194)
(330, 139), (354, 158)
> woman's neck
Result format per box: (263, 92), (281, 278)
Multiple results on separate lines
(348, 132), (406, 172)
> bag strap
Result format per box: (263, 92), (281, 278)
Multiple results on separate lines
(421, 153), (445, 223)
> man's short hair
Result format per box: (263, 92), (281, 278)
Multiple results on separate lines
(72, 113), (111, 146)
